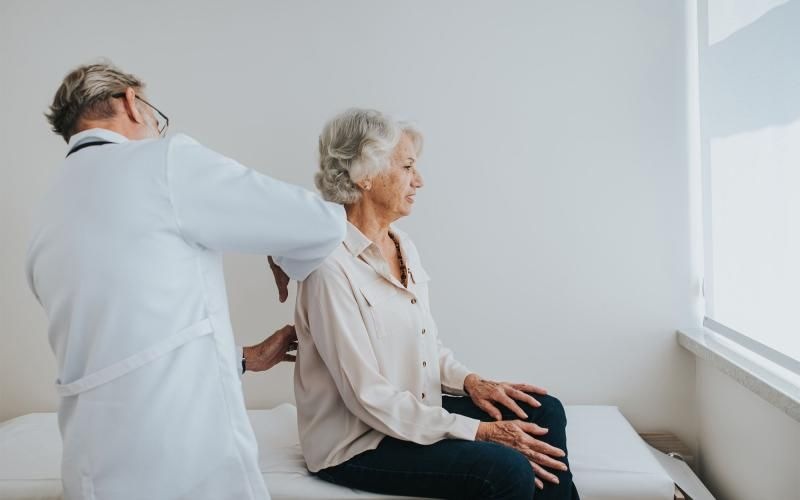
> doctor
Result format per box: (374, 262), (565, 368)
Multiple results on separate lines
(25, 62), (346, 500)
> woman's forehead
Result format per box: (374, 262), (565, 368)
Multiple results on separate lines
(394, 134), (417, 159)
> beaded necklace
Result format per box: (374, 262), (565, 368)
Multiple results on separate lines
(388, 232), (408, 287)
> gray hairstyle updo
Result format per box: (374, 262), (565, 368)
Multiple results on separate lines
(315, 108), (423, 204)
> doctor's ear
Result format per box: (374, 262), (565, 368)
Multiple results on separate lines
(119, 87), (145, 125)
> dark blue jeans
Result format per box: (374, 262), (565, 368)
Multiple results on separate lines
(316, 394), (580, 500)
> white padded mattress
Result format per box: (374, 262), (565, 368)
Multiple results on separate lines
(0, 404), (673, 500)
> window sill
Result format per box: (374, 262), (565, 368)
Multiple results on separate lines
(677, 328), (800, 422)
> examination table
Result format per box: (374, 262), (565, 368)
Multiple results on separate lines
(0, 404), (676, 499)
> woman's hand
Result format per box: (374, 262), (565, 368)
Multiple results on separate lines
(476, 420), (567, 490)
(464, 373), (548, 420)
(267, 256), (290, 303)
(242, 324), (298, 372)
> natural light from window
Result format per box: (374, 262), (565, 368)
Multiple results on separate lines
(702, 0), (800, 365)
(709, 120), (800, 362)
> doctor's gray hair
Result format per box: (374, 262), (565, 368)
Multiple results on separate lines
(46, 61), (145, 143)
(315, 108), (423, 204)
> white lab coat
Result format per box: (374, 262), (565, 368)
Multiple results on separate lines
(25, 128), (346, 500)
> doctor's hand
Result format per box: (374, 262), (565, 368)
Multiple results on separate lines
(476, 420), (567, 490)
(267, 256), (290, 303)
(464, 373), (548, 421)
(242, 325), (298, 372)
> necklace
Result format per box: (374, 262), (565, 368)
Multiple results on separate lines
(388, 232), (408, 287)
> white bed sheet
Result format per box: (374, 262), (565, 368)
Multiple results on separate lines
(0, 405), (673, 500)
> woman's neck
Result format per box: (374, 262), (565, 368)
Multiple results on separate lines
(345, 202), (394, 245)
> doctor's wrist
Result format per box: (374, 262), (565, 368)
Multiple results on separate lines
(242, 345), (257, 373)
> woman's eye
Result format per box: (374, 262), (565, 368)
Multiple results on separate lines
(404, 165), (413, 170)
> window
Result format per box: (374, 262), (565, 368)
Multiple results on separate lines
(699, 0), (800, 369)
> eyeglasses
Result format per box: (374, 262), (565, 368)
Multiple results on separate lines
(112, 92), (169, 137)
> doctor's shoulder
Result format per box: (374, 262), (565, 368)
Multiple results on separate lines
(163, 133), (203, 149)
(161, 133), (237, 168)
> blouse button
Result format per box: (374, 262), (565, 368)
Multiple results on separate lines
(421, 328), (427, 335)
(411, 298), (417, 304)
(421, 392), (426, 399)
(422, 361), (427, 367)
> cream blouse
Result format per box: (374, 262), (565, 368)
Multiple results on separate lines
(294, 222), (481, 472)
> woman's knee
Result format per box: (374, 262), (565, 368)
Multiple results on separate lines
(478, 445), (535, 499)
(536, 394), (567, 428)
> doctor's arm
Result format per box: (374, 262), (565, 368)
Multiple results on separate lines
(166, 134), (346, 281)
(239, 324), (297, 374)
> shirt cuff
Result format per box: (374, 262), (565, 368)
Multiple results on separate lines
(271, 255), (320, 282)
(442, 365), (472, 396)
(449, 414), (481, 441)
(236, 345), (244, 377)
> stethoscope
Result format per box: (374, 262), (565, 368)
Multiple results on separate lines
(65, 140), (113, 157)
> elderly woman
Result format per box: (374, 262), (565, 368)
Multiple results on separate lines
(293, 109), (579, 500)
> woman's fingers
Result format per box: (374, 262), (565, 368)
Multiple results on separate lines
(507, 387), (541, 408)
(517, 421), (549, 437)
(517, 447), (560, 485)
(531, 461), (560, 485)
(282, 353), (297, 362)
(497, 393), (528, 419)
(528, 465), (544, 490)
(517, 441), (565, 471)
(510, 382), (548, 396)
(477, 400), (503, 421)
(526, 436), (567, 460)
(530, 449), (569, 472)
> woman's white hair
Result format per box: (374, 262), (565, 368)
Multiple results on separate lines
(315, 108), (423, 204)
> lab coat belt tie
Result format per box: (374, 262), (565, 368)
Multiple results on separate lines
(54, 318), (215, 397)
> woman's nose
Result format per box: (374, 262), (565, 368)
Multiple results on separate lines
(414, 171), (424, 188)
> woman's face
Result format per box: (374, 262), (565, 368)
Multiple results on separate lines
(364, 133), (424, 219)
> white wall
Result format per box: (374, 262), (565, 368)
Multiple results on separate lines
(696, 360), (800, 499)
(0, 0), (699, 450)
